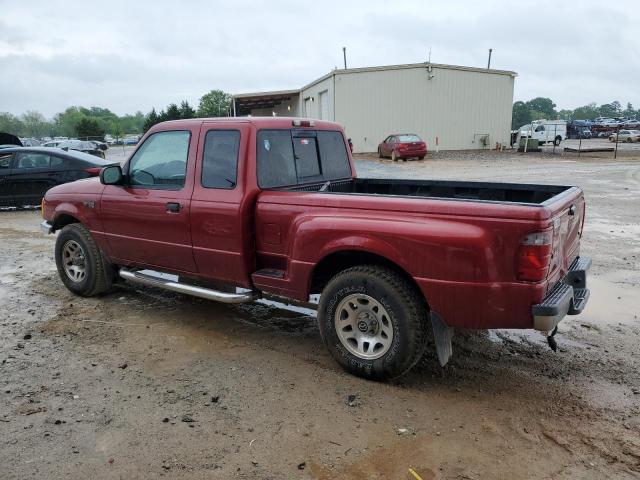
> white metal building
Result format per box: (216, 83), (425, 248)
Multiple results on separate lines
(232, 62), (516, 153)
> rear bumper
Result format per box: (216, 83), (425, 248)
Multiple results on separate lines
(398, 150), (427, 158)
(532, 256), (591, 332)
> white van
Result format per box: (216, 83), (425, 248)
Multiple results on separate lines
(518, 120), (567, 146)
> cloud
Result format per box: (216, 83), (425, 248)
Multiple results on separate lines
(0, 0), (638, 117)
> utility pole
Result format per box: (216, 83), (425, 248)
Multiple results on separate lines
(487, 48), (493, 69)
(342, 47), (347, 69)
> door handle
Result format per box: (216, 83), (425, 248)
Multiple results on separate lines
(166, 202), (182, 213)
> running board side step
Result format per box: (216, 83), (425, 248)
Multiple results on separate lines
(119, 269), (260, 304)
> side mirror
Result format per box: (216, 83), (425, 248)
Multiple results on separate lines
(100, 164), (123, 185)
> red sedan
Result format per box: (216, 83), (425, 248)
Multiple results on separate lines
(377, 134), (427, 161)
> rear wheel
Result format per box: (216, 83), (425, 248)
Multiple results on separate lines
(554, 136), (562, 146)
(627, 137), (633, 143)
(318, 265), (429, 380)
(55, 223), (114, 296)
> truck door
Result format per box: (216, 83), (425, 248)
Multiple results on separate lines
(100, 128), (198, 273)
(0, 152), (14, 206)
(10, 151), (53, 206)
(189, 122), (253, 287)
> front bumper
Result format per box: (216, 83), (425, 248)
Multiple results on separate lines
(41, 221), (53, 234)
(532, 256), (591, 331)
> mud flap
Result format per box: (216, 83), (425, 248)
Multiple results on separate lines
(431, 313), (453, 366)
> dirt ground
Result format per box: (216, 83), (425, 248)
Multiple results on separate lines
(1, 149), (639, 480)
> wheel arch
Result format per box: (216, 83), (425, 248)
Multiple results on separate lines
(52, 213), (81, 231)
(309, 249), (429, 310)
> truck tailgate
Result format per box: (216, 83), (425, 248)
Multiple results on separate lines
(545, 189), (585, 286)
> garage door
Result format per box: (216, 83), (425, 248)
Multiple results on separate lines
(319, 90), (329, 120)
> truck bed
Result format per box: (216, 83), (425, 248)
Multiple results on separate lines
(288, 178), (574, 206)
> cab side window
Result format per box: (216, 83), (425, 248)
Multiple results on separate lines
(201, 130), (240, 189)
(129, 130), (190, 188)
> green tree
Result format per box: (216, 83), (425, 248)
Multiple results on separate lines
(511, 101), (531, 129)
(197, 89), (231, 117)
(54, 107), (86, 137)
(21, 110), (49, 137)
(572, 103), (599, 120)
(143, 108), (159, 133)
(0, 112), (26, 135)
(598, 102), (621, 118)
(75, 117), (105, 141)
(525, 97), (557, 119)
(110, 121), (124, 140)
(179, 100), (196, 119)
(164, 103), (181, 121)
(557, 109), (573, 121)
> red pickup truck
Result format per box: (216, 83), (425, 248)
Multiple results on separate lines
(41, 117), (591, 380)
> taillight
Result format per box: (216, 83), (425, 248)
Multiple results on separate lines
(517, 230), (553, 282)
(85, 167), (102, 176)
(292, 119), (315, 127)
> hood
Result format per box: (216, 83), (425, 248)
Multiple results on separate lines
(46, 176), (105, 197)
(0, 132), (22, 146)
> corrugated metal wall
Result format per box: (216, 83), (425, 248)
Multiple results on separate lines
(301, 76), (334, 120)
(333, 66), (514, 152)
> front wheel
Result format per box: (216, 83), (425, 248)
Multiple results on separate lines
(55, 223), (114, 296)
(378, 148), (383, 158)
(317, 265), (429, 380)
(391, 150), (398, 161)
(554, 136), (562, 146)
(627, 137), (633, 143)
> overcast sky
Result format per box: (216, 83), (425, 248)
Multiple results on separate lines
(1, 0), (638, 118)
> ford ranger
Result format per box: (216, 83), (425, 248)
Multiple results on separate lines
(40, 117), (591, 380)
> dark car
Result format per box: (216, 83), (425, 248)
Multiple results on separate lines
(377, 134), (427, 161)
(0, 147), (114, 207)
(48, 140), (106, 159)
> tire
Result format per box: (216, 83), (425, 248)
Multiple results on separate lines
(55, 223), (114, 297)
(626, 138), (633, 143)
(418, 156), (425, 160)
(391, 150), (398, 162)
(554, 136), (561, 146)
(378, 148), (383, 158)
(317, 265), (429, 380)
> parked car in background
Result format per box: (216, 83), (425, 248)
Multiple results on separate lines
(89, 140), (109, 151)
(577, 129), (592, 139)
(378, 134), (427, 161)
(42, 140), (63, 148)
(47, 140), (106, 159)
(608, 130), (640, 143)
(0, 132), (23, 149)
(0, 147), (114, 207)
(123, 136), (139, 145)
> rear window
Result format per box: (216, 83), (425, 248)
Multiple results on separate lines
(257, 130), (351, 188)
(397, 134), (421, 142)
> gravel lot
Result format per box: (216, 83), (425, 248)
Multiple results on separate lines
(1, 148), (639, 479)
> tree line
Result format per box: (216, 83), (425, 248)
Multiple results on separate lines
(0, 107), (145, 140)
(512, 98), (639, 129)
(142, 89), (231, 132)
(0, 89), (231, 140)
